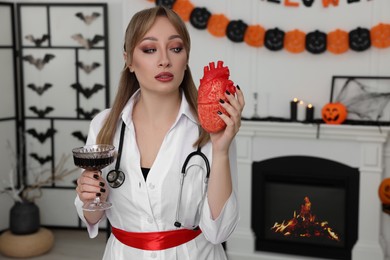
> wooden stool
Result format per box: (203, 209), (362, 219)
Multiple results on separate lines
(0, 228), (54, 258)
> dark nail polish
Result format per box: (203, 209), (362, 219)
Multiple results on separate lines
(96, 193), (101, 197)
(99, 182), (105, 187)
(93, 174), (99, 180)
(217, 111), (222, 115)
(236, 85), (240, 90)
(225, 90), (231, 95)
(100, 188), (106, 193)
(219, 99), (225, 104)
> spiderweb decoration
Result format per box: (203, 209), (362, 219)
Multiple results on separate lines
(332, 77), (390, 123)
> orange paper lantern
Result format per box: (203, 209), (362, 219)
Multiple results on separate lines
(371, 23), (390, 48)
(244, 25), (265, 47)
(284, 29), (306, 53)
(207, 14), (229, 37)
(327, 29), (349, 54)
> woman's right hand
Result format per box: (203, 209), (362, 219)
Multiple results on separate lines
(76, 170), (108, 205)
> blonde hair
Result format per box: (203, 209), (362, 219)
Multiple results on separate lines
(96, 6), (209, 147)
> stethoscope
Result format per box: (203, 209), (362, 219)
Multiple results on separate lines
(106, 121), (210, 230)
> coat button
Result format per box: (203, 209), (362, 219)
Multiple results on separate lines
(148, 183), (155, 190)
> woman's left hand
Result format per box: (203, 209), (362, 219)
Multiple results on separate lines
(210, 85), (245, 152)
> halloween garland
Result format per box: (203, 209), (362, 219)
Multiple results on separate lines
(150, 0), (390, 54)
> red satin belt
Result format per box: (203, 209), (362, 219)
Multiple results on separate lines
(111, 226), (202, 250)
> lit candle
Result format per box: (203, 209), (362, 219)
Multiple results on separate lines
(297, 100), (305, 121)
(290, 98), (298, 121)
(306, 104), (314, 122)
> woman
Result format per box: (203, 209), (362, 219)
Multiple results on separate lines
(75, 5), (245, 259)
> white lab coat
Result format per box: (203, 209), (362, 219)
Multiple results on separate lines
(75, 90), (239, 259)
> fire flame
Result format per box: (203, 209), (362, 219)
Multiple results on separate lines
(271, 196), (340, 241)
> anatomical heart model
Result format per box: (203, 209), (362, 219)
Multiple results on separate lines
(198, 61), (236, 133)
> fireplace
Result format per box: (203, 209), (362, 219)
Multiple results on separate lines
(251, 156), (359, 260)
(226, 121), (390, 260)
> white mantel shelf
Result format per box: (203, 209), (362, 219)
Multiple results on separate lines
(226, 120), (390, 260)
(238, 120), (390, 142)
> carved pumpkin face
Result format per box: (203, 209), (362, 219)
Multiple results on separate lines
(306, 30), (327, 54)
(349, 27), (371, 52)
(378, 178), (390, 205)
(321, 102), (348, 124)
(244, 25), (265, 47)
(189, 7), (211, 30)
(264, 28), (285, 51)
(226, 20), (248, 43)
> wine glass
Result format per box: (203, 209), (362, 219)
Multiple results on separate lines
(72, 144), (115, 211)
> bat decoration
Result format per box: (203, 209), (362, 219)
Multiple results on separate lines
(76, 61), (101, 74)
(29, 153), (52, 165)
(26, 128), (57, 143)
(29, 106), (54, 118)
(71, 83), (104, 99)
(27, 83), (53, 95)
(75, 12), (101, 25)
(24, 34), (49, 47)
(76, 108), (100, 119)
(71, 34), (104, 49)
(22, 54), (55, 70)
(72, 131), (87, 143)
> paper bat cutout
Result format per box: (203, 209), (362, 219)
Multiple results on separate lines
(76, 108), (100, 119)
(29, 153), (52, 165)
(72, 131), (87, 143)
(23, 54), (55, 70)
(75, 12), (101, 25)
(27, 83), (53, 95)
(29, 106), (54, 118)
(24, 34), (49, 47)
(26, 128), (57, 143)
(71, 83), (104, 99)
(76, 61), (101, 74)
(71, 34), (104, 49)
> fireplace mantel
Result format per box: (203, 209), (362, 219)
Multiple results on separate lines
(226, 121), (390, 260)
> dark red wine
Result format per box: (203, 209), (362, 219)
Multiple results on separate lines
(73, 156), (114, 170)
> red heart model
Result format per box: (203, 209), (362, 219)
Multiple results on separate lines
(197, 61), (236, 133)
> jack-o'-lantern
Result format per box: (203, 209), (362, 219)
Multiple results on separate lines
(173, 0), (195, 22)
(189, 7), (211, 30)
(244, 25), (265, 47)
(155, 0), (175, 9)
(226, 20), (248, 43)
(349, 27), (371, 52)
(370, 23), (390, 49)
(306, 30), (327, 54)
(327, 29), (349, 54)
(378, 178), (390, 205)
(284, 29), (306, 54)
(207, 14), (229, 37)
(264, 28), (285, 51)
(321, 102), (347, 125)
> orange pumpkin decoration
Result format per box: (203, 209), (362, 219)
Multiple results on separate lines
(321, 102), (347, 124)
(207, 14), (229, 37)
(244, 25), (265, 47)
(327, 29), (349, 54)
(173, 0), (195, 22)
(370, 23), (390, 48)
(378, 178), (390, 205)
(284, 29), (306, 53)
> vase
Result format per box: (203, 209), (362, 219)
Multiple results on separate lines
(10, 201), (40, 235)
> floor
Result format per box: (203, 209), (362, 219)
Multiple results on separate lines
(0, 229), (106, 260)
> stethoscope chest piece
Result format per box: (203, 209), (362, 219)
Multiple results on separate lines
(107, 169), (125, 188)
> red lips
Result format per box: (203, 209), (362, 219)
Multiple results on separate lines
(155, 72), (173, 82)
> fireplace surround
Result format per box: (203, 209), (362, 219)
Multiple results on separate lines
(226, 121), (390, 260)
(251, 156), (359, 260)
